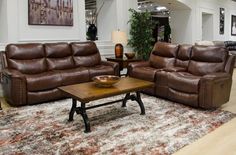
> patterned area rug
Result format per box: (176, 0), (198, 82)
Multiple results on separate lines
(0, 95), (235, 155)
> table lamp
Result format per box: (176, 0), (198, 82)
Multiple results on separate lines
(112, 30), (128, 58)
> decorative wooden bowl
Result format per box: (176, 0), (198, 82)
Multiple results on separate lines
(92, 75), (120, 87)
(125, 52), (135, 59)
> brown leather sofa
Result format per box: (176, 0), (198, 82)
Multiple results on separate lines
(1, 42), (119, 106)
(128, 42), (235, 109)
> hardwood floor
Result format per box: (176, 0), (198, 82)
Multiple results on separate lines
(1, 69), (236, 154)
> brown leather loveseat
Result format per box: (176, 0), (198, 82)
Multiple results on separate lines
(128, 42), (235, 109)
(1, 42), (119, 106)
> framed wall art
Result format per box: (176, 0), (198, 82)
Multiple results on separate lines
(232, 15), (236, 36)
(28, 0), (73, 26)
(219, 8), (224, 35)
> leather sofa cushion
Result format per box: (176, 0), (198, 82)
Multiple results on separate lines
(149, 54), (175, 69)
(46, 57), (74, 70)
(59, 68), (90, 86)
(150, 42), (179, 69)
(26, 71), (62, 92)
(6, 44), (47, 74)
(45, 43), (75, 70)
(168, 88), (198, 107)
(188, 46), (228, 76)
(73, 53), (101, 67)
(71, 42), (101, 67)
(168, 72), (201, 93)
(151, 42), (179, 57)
(28, 89), (63, 105)
(130, 66), (161, 82)
(175, 44), (192, 68)
(88, 65), (114, 80)
(188, 61), (226, 76)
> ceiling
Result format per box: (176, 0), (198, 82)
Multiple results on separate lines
(138, 0), (170, 17)
(85, 0), (189, 17)
(149, 0), (191, 10)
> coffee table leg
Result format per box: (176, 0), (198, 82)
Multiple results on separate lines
(136, 92), (145, 115)
(69, 99), (77, 121)
(122, 93), (130, 107)
(122, 92), (145, 115)
(80, 103), (91, 133)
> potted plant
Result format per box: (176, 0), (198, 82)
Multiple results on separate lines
(128, 9), (156, 60)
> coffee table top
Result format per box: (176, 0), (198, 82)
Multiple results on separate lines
(59, 77), (154, 103)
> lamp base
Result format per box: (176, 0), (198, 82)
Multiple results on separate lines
(115, 44), (123, 58)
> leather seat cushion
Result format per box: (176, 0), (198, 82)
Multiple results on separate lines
(130, 66), (161, 82)
(59, 67), (90, 86)
(168, 72), (201, 93)
(168, 88), (198, 107)
(26, 71), (62, 92)
(28, 89), (64, 105)
(88, 65), (114, 80)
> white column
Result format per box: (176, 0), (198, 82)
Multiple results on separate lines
(97, 0), (137, 41)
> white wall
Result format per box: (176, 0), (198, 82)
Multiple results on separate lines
(0, 44), (6, 51)
(202, 13), (214, 41)
(194, 0), (236, 42)
(170, 9), (193, 44)
(158, 0), (236, 44)
(97, 0), (137, 41)
(0, 0), (8, 42)
(116, 0), (138, 37)
(228, 1), (236, 40)
(7, 0), (86, 42)
(97, 0), (117, 41)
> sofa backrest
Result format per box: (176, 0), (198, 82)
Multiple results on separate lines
(175, 44), (192, 68)
(45, 43), (75, 70)
(71, 42), (101, 67)
(6, 43), (47, 74)
(188, 46), (228, 76)
(149, 42), (179, 69)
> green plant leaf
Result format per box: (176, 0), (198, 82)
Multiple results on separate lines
(128, 9), (156, 60)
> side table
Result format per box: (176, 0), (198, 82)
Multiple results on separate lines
(106, 57), (142, 76)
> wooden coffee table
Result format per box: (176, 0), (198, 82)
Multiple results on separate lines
(59, 77), (154, 133)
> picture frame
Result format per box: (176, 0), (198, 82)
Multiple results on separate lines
(28, 0), (73, 26)
(231, 15), (236, 36)
(219, 8), (224, 35)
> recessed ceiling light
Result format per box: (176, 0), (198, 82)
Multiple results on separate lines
(156, 6), (167, 11)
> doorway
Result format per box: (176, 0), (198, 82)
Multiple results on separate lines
(202, 12), (213, 41)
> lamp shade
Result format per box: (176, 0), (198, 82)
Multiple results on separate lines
(112, 30), (128, 45)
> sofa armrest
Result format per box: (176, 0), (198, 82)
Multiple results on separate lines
(127, 61), (150, 76)
(224, 55), (235, 75)
(199, 72), (232, 109)
(2, 68), (26, 80)
(202, 72), (230, 79)
(101, 61), (119, 76)
(163, 66), (187, 72)
(128, 61), (150, 68)
(2, 69), (27, 106)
